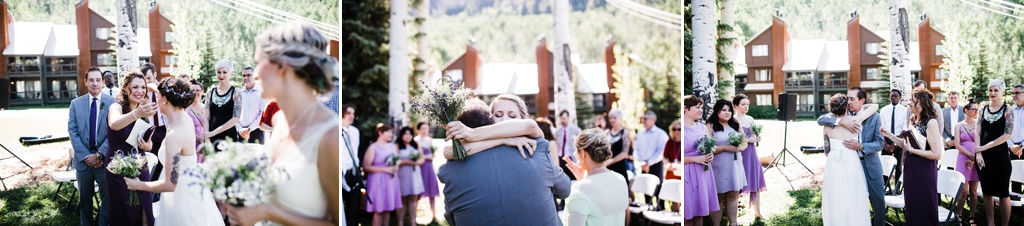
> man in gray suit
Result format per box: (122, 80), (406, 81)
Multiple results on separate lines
(438, 100), (571, 226)
(817, 86), (886, 226)
(942, 91), (965, 148)
(68, 67), (114, 226)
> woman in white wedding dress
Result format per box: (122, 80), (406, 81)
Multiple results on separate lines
(223, 21), (341, 226)
(125, 77), (224, 226)
(820, 94), (877, 226)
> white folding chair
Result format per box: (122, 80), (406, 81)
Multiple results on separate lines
(50, 147), (78, 209)
(939, 149), (958, 170)
(629, 174), (661, 213)
(642, 180), (682, 225)
(884, 175), (906, 224)
(880, 155), (897, 193)
(937, 169), (966, 226)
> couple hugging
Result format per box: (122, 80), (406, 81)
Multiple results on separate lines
(817, 87), (886, 226)
(437, 94), (572, 225)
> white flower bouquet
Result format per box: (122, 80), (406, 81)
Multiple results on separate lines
(200, 141), (280, 206)
(107, 150), (147, 206)
(411, 75), (474, 160)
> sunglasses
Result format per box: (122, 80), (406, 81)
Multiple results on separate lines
(671, 128), (681, 132)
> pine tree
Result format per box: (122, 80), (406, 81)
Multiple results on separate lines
(343, 0), (391, 152)
(876, 43), (892, 106)
(610, 47), (646, 132)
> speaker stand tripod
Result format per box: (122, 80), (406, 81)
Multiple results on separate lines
(763, 120), (813, 174)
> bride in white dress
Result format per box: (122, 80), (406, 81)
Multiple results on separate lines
(820, 94), (877, 226)
(125, 77), (224, 226)
(224, 21), (341, 226)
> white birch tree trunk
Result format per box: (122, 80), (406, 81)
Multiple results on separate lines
(389, 0), (410, 131)
(888, 0), (912, 103)
(554, 0), (577, 125)
(720, 0), (736, 98)
(116, 0), (139, 75)
(692, 0), (718, 122)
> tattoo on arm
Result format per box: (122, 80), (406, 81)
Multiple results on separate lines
(232, 89), (242, 118)
(170, 153), (181, 185)
(1006, 110), (1014, 134)
(823, 134), (831, 155)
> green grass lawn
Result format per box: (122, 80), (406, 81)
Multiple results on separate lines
(0, 182), (80, 225)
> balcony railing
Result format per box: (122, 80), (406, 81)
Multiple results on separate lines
(785, 78), (815, 89)
(818, 78), (849, 89)
(44, 64), (78, 74)
(47, 90), (78, 100)
(10, 91), (43, 102)
(7, 65), (42, 75)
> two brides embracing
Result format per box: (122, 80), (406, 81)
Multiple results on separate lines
(816, 87), (886, 226)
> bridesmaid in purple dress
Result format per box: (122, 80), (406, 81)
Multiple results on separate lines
(881, 88), (943, 226)
(952, 99), (980, 222)
(682, 96), (719, 225)
(364, 124), (402, 226)
(104, 71), (155, 225)
(187, 80), (207, 162)
(415, 122), (441, 221)
(732, 94), (766, 218)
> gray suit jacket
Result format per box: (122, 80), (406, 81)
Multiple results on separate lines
(817, 111), (885, 181)
(438, 138), (570, 226)
(68, 93), (116, 171)
(942, 106), (965, 141)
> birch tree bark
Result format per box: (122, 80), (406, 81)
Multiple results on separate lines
(389, 0), (410, 131)
(116, 0), (139, 75)
(554, 0), (577, 125)
(719, 0), (736, 98)
(692, 0), (718, 122)
(888, 0), (912, 103)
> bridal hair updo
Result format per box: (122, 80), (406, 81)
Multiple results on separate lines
(254, 21), (338, 94)
(828, 94), (849, 116)
(575, 128), (613, 162)
(158, 77), (196, 109)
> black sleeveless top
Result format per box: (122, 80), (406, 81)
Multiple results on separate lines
(207, 86), (239, 151)
(978, 103), (1012, 198)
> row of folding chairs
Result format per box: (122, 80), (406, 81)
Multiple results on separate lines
(629, 173), (682, 225)
(882, 150), (1024, 225)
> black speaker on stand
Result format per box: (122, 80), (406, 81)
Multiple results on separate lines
(764, 93), (813, 174)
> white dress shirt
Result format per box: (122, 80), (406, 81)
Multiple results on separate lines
(634, 126), (669, 165)
(237, 86), (268, 132)
(881, 103), (910, 135)
(341, 125), (361, 174)
(1011, 105), (1024, 146)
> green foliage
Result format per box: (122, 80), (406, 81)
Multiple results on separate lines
(342, 0), (390, 153)
(748, 105), (779, 119)
(876, 43), (892, 106)
(610, 46), (646, 133)
(574, 71), (596, 128)
(427, 8), (679, 66)
(162, 0), (338, 87)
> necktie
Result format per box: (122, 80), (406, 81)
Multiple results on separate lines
(561, 128), (567, 157)
(89, 97), (98, 149)
(891, 106), (896, 134)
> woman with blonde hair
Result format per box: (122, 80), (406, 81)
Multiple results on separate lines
(563, 128), (629, 225)
(224, 21), (340, 226)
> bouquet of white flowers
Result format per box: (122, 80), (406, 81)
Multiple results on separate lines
(107, 150), (147, 205)
(728, 132), (745, 160)
(411, 75), (474, 160)
(409, 149), (421, 161)
(697, 137), (716, 171)
(200, 141), (281, 207)
(751, 123), (763, 147)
